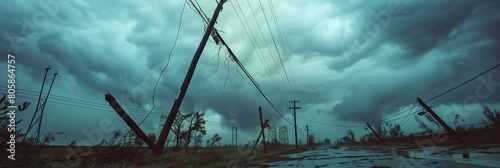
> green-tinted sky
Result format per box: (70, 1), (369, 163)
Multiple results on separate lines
(1, 0), (499, 146)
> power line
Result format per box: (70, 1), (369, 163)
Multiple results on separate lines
(400, 106), (422, 128)
(370, 63), (500, 125)
(370, 108), (419, 126)
(243, 0), (291, 103)
(398, 101), (418, 126)
(267, 0), (299, 100)
(203, 10), (293, 126)
(140, 0), (188, 126)
(3, 91), (162, 118)
(231, 0), (289, 105)
(1, 87), (273, 135)
(3, 88), (266, 135)
(257, 0), (297, 99)
(297, 116), (365, 128)
(425, 63), (500, 103)
(0, 86), (151, 114)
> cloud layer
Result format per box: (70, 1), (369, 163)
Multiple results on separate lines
(1, 0), (499, 144)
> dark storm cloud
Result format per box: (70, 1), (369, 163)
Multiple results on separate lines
(1, 0), (499, 144)
(327, 0), (500, 123)
(0, 0), (287, 132)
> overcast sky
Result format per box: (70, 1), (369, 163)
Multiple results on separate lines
(1, 0), (500, 146)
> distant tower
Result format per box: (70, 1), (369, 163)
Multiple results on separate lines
(279, 125), (288, 145)
(158, 114), (167, 137)
(268, 125), (277, 143)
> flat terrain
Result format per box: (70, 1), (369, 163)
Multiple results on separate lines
(246, 145), (500, 168)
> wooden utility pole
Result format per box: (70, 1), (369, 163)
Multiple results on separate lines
(25, 65), (51, 140)
(416, 97), (463, 143)
(105, 93), (160, 154)
(37, 71), (58, 144)
(259, 107), (267, 153)
(251, 119), (269, 155)
(366, 123), (386, 146)
(156, 0), (227, 152)
(289, 100), (301, 149)
(305, 125), (310, 148)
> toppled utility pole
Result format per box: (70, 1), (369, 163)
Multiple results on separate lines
(416, 97), (469, 158)
(251, 119), (269, 156)
(105, 93), (160, 154)
(156, 0), (228, 153)
(366, 123), (386, 146)
(416, 97), (463, 143)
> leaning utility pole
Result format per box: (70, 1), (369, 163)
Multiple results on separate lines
(366, 123), (386, 146)
(156, 0), (227, 152)
(25, 65), (50, 140)
(251, 119), (269, 156)
(416, 97), (463, 143)
(105, 93), (160, 154)
(37, 71), (58, 143)
(259, 107), (267, 153)
(289, 100), (301, 149)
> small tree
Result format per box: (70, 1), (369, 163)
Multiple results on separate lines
(360, 132), (376, 143)
(482, 105), (500, 127)
(180, 111), (206, 150)
(324, 138), (331, 144)
(389, 124), (404, 139)
(171, 112), (191, 148)
(210, 133), (222, 147)
(0, 95), (30, 143)
(374, 124), (387, 139)
(348, 129), (356, 143)
(68, 140), (77, 147)
(40, 131), (65, 146)
(1, 95), (31, 161)
(108, 130), (123, 146)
